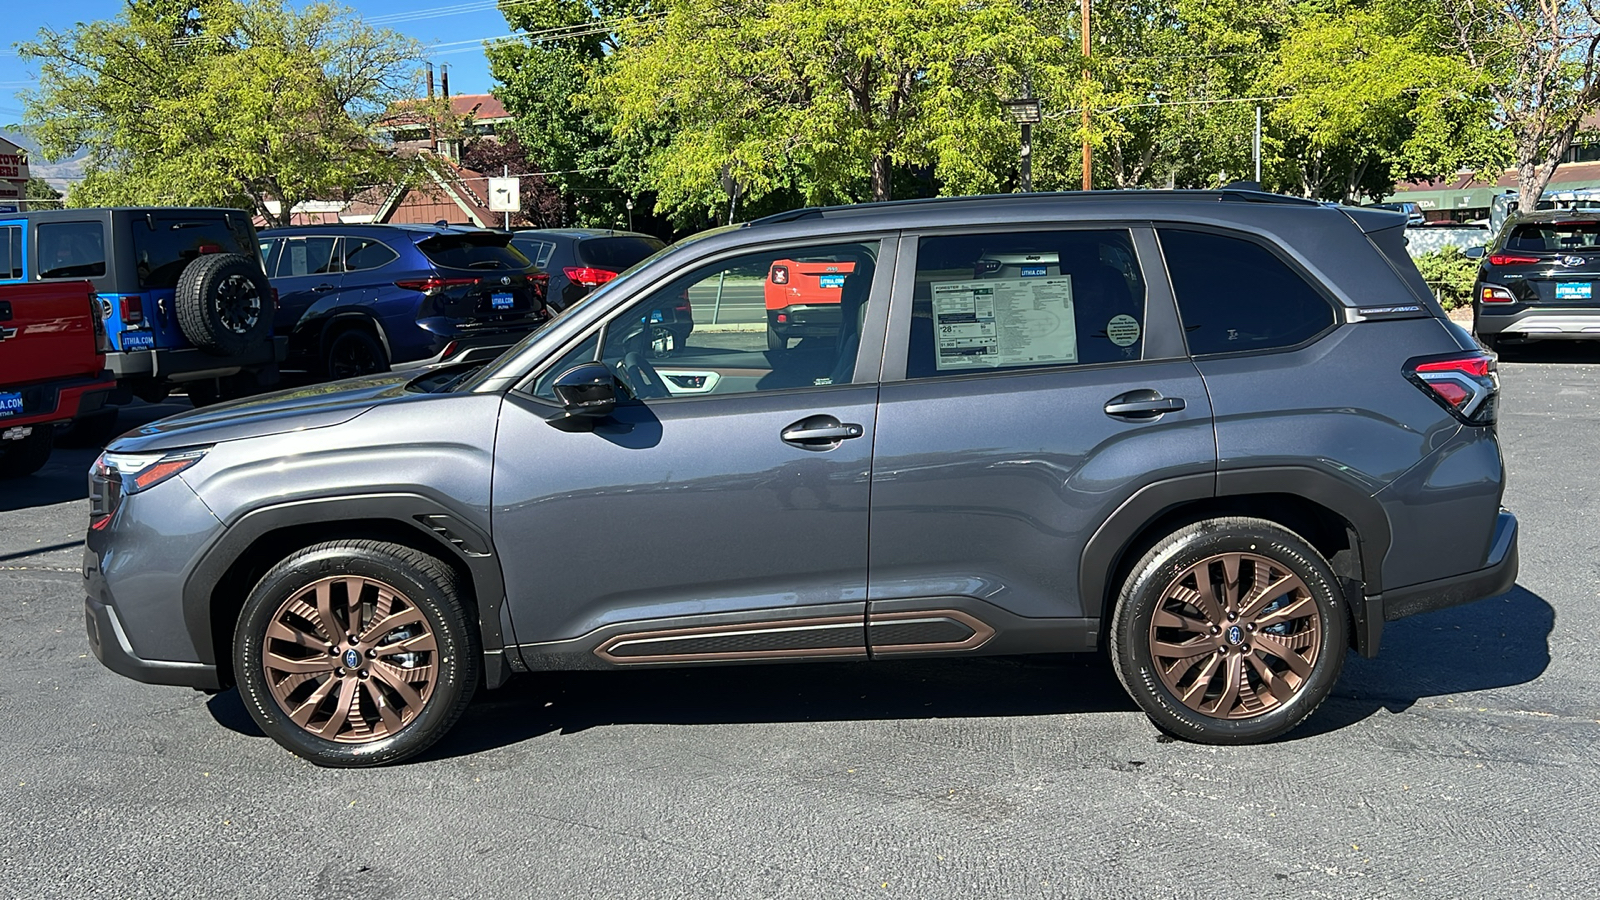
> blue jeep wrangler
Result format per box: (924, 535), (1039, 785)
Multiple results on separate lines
(10, 208), (285, 408)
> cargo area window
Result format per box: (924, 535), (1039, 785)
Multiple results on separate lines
(1159, 229), (1335, 356)
(36, 222), (106, 280)
(0, 224), (21, 281)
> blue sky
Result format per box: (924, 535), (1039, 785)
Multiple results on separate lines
(1, 0), (510, 132)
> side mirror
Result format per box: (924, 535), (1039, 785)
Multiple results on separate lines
(1462, 245), (1486, 259)
(551, 362), (618, 418)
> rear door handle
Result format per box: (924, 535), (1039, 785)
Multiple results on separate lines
(782, 414), (864, 450)
(312, 283), (337, 293)
(1104, 391), (1185, 419)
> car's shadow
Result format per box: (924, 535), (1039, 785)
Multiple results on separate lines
(1492, 341), (1600, 364)
(204, 586), (1554, 760)
(0, 400), (189, 513)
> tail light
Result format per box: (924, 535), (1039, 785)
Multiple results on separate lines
(1480, 285), (1516, 304)
(197, 243), (223, 255)
(770, 264), (789, 285)
(395, 276), (480, 293)
(1488, 253), (1541, 266)
(120, 296), (144, 325)
(89, 294), (110, 354)
(1405, 352), (1498, 426)
(563, 267), (619, 288)
(270, 287), (280, 310)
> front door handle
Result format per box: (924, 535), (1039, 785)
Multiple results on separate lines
(782, 414), (864, 450)
(1104, 390), (1186, 419)
(312, 283), (337, 293)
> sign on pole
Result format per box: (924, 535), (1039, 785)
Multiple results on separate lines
(488, 177), (521, 213)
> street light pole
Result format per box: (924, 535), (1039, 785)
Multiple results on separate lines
(1081, 0), (1092, 191)
(1004, 99), (1043, 191)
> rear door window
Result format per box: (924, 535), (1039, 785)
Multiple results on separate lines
(1158, 229), (1335, 356)
(905, 229), (1148, 378)
(0, 222), (21, 281)
(578, 236), (666, 270)
(36, 222), (106, 279)
(343, 237), (399, 272)
(275, 236), (340, 278)
(135, 215), (254, 288)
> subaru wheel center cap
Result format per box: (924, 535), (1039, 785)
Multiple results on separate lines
(343, 648), (362, 669)
(1225, 625), (1244, 646)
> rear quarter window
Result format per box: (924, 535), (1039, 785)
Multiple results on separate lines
(36, 222), (106, 280)
(135, 215), (255, 288)
(0, 224), (21, 280)
(1158, 229), (1336, 356)
(579, 237), (665, 270)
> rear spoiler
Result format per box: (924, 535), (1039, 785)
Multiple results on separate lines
(416, 230), (514, 250)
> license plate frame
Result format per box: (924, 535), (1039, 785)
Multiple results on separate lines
(121, 331), (155, 350)
(817, 274), (846, 289)
(490, 292), (516, 311)
(1556, 281), (1593, 300)
(0, 392), (23, 418)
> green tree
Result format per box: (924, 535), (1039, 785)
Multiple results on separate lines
(19, 0), (422, 224)
(23, 178), (62, 205)
(600, 0), (1043, 221)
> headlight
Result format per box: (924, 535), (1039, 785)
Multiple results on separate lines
(90, 447), (210, 529)
(99, 447), (210, 494)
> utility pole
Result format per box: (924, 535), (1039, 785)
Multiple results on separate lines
(1253, 106), (1262, 185)
(1081, 0), (1092, 191)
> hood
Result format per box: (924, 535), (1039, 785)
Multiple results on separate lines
(112, 371), (417, 453)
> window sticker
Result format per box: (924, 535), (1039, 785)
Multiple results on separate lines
(932, 276), (1078, 371)
(1106, 314), (1141, 347)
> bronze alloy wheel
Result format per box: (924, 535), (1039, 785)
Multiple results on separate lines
(261, 575), (438, 743)
(1147, 551), (1322, 720)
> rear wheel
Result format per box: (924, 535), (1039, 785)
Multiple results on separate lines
(1110, 517), (1347, 744)
(0, 427), (54, 478)
(323, 328), (389, 380)
(767, 326), (786, 352)
(232, 541), (480, 767)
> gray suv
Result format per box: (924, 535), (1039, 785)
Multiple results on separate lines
(84, 191), (1518, 767)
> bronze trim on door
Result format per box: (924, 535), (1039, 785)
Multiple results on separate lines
(593, 615), (867, 665)
(868, 608), (996, 655)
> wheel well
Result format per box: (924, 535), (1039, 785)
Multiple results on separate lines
(319, 314), (390, 362)
(1100, 493), (1364, 648)
(206, 518), (476, 688)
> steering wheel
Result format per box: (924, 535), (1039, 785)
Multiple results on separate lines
(620, 351), (671, 400)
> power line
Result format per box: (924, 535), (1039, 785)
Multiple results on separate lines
(1045, 94), (1291, 118)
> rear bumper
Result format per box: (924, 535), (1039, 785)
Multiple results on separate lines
(769, 305), (842, 336)
(1475, 305), (1600, 338)
(0, 370), (116, 430)
(392, 330), (536, 370)
(107, 336), (287, 381)
(1366, 510), (1518, 645)
(85, 592), (220, 690)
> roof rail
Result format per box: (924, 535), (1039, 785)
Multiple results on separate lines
(745, 207), (826, 226)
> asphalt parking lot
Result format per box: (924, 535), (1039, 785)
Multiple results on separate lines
(4, 348), (1598, 900)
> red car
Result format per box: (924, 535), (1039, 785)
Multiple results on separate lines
(764, 258), (857, 350)
(0, 278), (115, 476)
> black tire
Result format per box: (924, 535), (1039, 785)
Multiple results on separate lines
(185, 380), (221, 408)
(767, 326), (786, 352)
(0, 427), (54, 478)
(1476, 332), (1500, 354)
(1110, 517), (1347, 745)
(322, 327), (389, 380)
(175, 253), (274, 357)
(186, 371), (260, 409)
(232, 541), (481, 767)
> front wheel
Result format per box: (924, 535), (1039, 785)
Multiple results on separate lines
(1110, 517), (1347, 744)
(232, 541), (481, 767)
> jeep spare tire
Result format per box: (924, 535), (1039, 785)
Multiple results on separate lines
(175, 253), (273, 356)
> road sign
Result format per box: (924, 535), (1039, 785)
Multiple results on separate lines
(488, 177), (520, 213)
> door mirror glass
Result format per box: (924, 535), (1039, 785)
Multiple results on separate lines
(551, 362), (618, 417)
(1461, 245), (1486, 259)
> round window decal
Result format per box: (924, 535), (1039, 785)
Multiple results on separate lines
(1107, 314), (1141, 347)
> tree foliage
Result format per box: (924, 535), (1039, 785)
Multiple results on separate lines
(18, 0), (423, 225)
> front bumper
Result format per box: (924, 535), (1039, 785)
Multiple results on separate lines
(1376, 509), (1519, 624)
(85, 592), (220, 690)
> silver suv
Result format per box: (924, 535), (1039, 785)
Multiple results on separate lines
(85, 191), (1518, 766)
